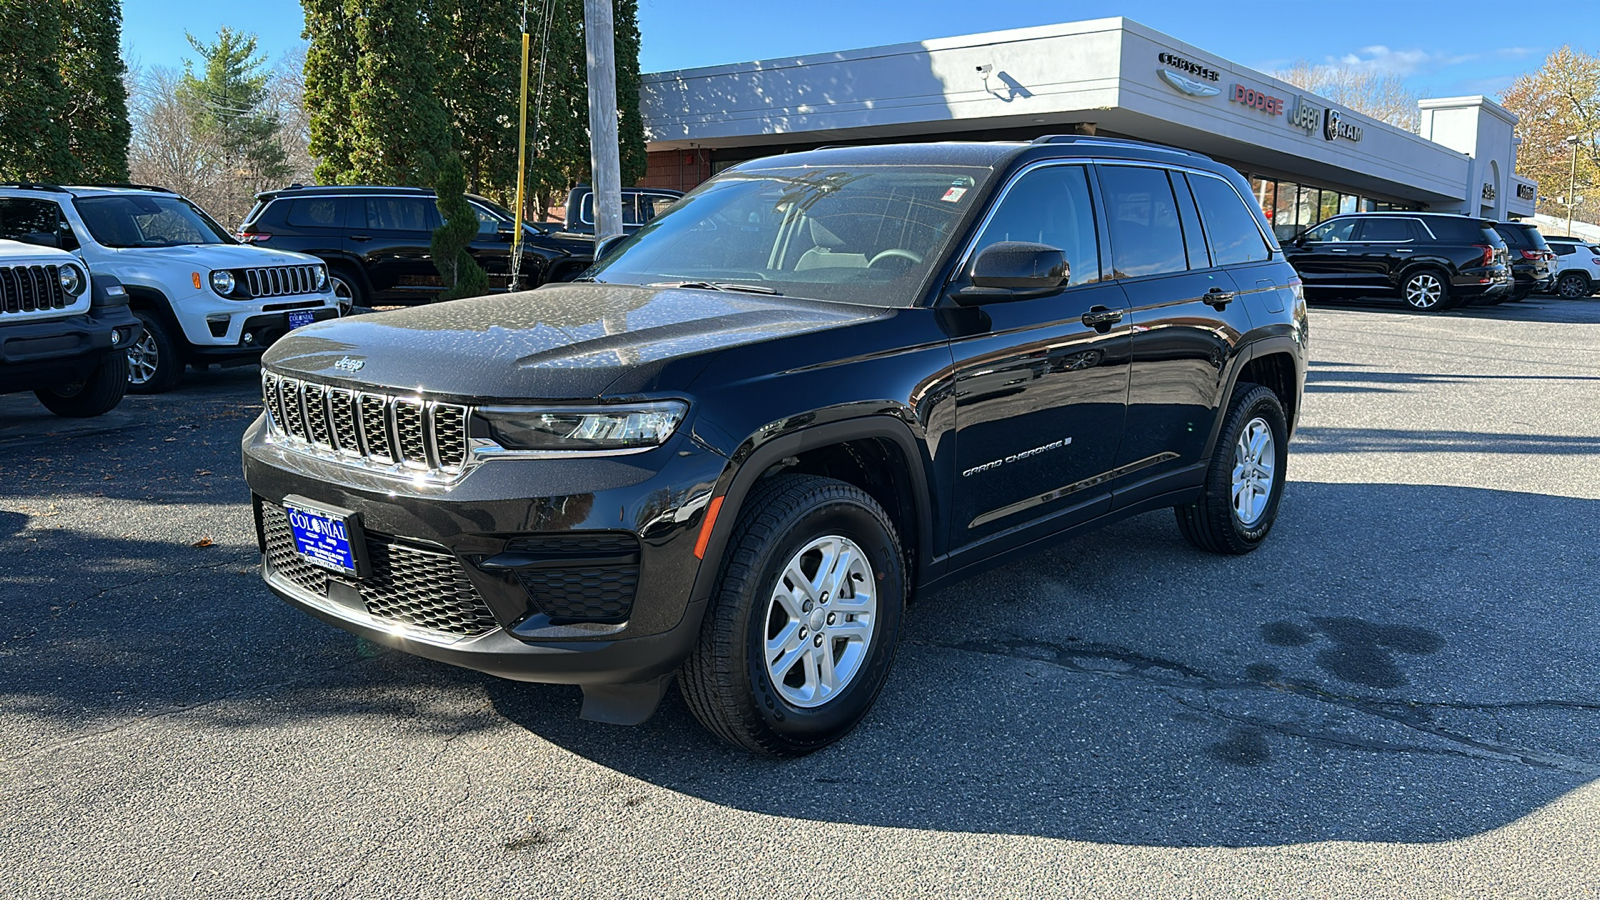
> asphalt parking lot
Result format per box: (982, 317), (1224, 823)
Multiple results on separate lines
(3, 293), (1599, 898)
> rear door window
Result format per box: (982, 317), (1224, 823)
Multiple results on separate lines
(1098, 165), (1187, 278)
(971, 164), (1100, 285)
(365, 197), (434, 232)
(287, 198), (348, 229)
(1187, 173), (1271, 265)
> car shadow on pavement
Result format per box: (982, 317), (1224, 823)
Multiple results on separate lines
(484, 480), (1600, 848)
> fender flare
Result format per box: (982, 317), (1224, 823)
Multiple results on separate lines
(688, 415), (939, 604)
(1199, 335), (1303, 461)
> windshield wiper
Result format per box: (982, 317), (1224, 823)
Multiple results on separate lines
(649, 280), (782, 295)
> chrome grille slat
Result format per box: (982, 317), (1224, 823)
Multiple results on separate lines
(263, 372), (469, 481)
(242, 265), (320, 299)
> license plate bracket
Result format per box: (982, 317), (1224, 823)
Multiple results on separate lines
(287, 309), (316, 330)
(282, 495), (368, 579)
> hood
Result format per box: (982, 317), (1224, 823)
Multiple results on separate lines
(114, 243), (322, 268)
(0, 238), (77, 265)
(261, 283), (888, 402)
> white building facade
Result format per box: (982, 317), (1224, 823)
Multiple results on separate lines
(637, 17), (1535, 237)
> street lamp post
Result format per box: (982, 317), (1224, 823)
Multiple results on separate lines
(1566, 135), (1581, 238)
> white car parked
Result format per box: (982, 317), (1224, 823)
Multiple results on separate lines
(0, 183), (341, 392)
(1545, 236), (1600, 298)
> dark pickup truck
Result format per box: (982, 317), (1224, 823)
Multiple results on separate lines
(243, 138), (1307, 756)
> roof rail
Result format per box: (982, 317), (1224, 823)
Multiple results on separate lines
(71, 183), (176, 193)
(0, 182), (68, 193)
(1030, 134), (1210, 160)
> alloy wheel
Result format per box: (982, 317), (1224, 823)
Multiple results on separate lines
(127, 330), (159, 385)
(1404, 274), (1443, 309)
(1558, 273), (1588, 299)
(763, 535), (877, 709)
(1231, 416), (1276, 527)
(331, 276), (355, 316)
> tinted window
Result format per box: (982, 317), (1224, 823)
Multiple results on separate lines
(1552, 242), (1577, 256)
(1360, 218), (1413, 242)
(74, 194), (234, 247)
(1423, 217), (1491, 243)
(365, 197), (433, 231)
(971, 165), (1099, 285)
(286, 198), (346, 228)
(0, 198), (63, 242)
(1189, 175), (1271, 265)
(1494, 225), (1529, 248)
(1304, 218), (1358, 242)
(1099, 165), (1187, 278)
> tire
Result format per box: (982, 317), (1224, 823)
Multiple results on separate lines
(1401, 270), (1455, 311)
(680, 474), (906, 757)
(1175, 383), (1289, 556)
(329, 267), (365, 315)
(33, 352), (129, 417)
(1556, 272), (1590, 299)
(125, 310), (185, 394)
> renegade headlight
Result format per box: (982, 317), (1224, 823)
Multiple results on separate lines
(473, 401), (687, 454)
(210, 270), (237, 296)
(315, 265), (328, 289)
(58, 264), (83, 296)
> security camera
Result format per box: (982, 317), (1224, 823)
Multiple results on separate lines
(976, 64), (993, 76)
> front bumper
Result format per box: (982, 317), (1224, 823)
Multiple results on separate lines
(190, 307), (341, 361)
(241, 415), (729, 688)
(0, 305), (139, 392)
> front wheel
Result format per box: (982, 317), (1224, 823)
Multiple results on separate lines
(328, 268), (364, 316)
(1556, 272), (1591, 299)
(34, 352), (129, 417)
(680, 475), (906, 757)
(1175, 383), (1289, 555)
(125, 311), (185, 394)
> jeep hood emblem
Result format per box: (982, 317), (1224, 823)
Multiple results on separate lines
(333, 355), (365, 372)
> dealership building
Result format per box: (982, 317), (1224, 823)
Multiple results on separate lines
(636, 17), (1536, 238)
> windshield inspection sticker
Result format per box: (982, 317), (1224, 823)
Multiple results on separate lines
(940, 187), (968, 203)
(962, 437), (1072, 477)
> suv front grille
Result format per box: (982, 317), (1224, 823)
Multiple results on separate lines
(0, 265), (68, 315)
(245, 266), (321, 298)
(260, 501), (498, 637)
(262, 370), (470, 479)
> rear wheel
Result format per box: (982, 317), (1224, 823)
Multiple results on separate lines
(125, 311), (185, 394)
(680, 475), (906, 757)
(1402, 270), (1455, 311)
(34, 352), (128, 417)
(1556, 272), (1590, 299)
(1175, 383), (1288, 555)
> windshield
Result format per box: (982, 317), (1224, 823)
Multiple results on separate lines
(584, 165), (991, 306)
(73, 194), (236, 248)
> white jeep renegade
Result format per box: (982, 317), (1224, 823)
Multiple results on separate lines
(0, 183), (340, 393)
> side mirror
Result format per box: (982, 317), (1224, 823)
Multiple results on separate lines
(954, 241), (1069, 306)
(594, 233), (627, 260)
(18, 231), (59, 249)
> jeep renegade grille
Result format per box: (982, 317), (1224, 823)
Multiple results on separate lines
(245, 266), (321, 298)
(0, 265), (68, 315)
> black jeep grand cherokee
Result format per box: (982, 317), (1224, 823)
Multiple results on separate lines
(243, 138), (1308, 756)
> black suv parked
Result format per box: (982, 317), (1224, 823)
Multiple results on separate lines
(239, 185), (596, 310)
(1282, 212), (1511, 311)
(1492, 220), (1554, 301)
(561, 184), (683, 235)
(243, 138), (1308, 755)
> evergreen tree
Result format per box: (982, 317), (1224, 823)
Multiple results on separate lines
(434, 0), (519, 201)
(0, 2), (76, 182)
(178, 27), (289, 183)
(346, 0), (452, 186)
(614, 0), (646, 186)
(303, 0), (358, 184)
(430, 153), (488, 299)
(60, 0), (130, 182)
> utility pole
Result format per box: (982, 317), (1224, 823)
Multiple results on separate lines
(1566, 134), (1581, 238)
(584, 0), (623, 243)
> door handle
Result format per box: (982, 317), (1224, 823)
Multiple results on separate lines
(1204, 287), (1235, 310)
(1330, 248), (1350, 253)
(1081, 306), (1123, 332)
(349, 234), (371, 242)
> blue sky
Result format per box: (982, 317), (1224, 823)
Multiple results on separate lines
(122, 0), (1581, 99)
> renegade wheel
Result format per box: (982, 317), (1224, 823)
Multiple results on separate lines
(125, 311), (184, 394)
(681, 475), (905, 757)
(1402, 271), (1454, 311)
(34, 352), (129, 417)
(329, 268), (364, 315)
(1556, 272), (1591, 299)
(1175, 383), (1289, 555)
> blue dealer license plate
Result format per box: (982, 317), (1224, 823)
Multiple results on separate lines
(285, 503), (361, 577)
(288, 309), (316, 330)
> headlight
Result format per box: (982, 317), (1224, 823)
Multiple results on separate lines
(210, 270), (236, 296)
(474, 401), (687, 454)
(58, 265), (83, 295)
(315, 265), (328, 289)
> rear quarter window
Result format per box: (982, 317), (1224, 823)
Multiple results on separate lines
(1424, 218), (1489, 243)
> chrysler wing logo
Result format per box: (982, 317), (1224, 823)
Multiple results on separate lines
(333, 355), (365, 372)
(1158, 69), (1222, 98)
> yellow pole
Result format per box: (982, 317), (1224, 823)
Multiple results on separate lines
(511, 31), (531, 289)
